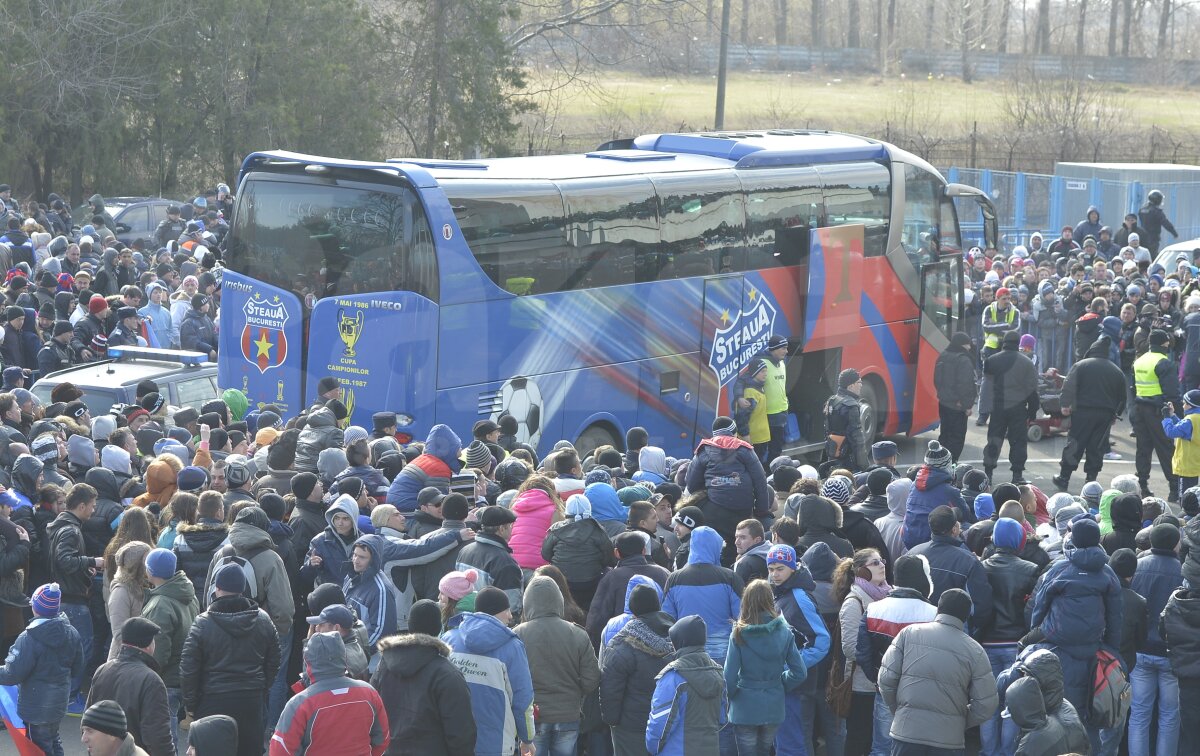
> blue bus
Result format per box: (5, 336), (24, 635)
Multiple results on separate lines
(219, 130), (996, 458)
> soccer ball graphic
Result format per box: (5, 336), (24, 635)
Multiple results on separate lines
(494, 376), (542, 449)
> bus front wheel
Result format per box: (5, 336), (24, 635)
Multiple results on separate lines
(575, 424), (620, 461)
(860, 379), (886, 441)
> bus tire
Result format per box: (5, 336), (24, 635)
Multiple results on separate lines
(575, 423), (620, 460)
(860, 378), (886, 442)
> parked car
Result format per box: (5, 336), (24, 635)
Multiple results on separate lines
(73, 197), (179, 248)
(1152, 238), (1200, 276)
(31, 347), (219, 417)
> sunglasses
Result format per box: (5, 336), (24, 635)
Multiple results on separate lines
(865, 558), (886, 568)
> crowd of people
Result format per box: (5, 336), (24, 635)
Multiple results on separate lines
(0, 186), (229, 377)
(0, 361), (1192, 756)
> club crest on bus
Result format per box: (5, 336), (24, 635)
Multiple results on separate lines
(240, 293), (290, 374)
(708, 290), (777, 387)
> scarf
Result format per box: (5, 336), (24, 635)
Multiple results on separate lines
(855, 576), (891, 602)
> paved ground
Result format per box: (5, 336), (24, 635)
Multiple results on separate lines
(44, 414), (1174, 755)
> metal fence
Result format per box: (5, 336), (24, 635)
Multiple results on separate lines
(946, 167), (1200, 254)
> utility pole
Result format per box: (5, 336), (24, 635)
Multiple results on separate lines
(715, 0), (732, 129)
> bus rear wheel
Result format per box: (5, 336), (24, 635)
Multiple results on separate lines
(860, 379), (886, 442)
(575, 424), (620, 461)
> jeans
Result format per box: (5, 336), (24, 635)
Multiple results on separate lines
(979, 645), (1019, 756)
(535, 721), (580, 756)
(1096, 716), (1127, 756)
(1128, 653), (1179, 756)
(871, 693), (893, 756)
(28, 720), (64, 756)
(775, 689), (808, 756)
(167, 686), (183, 754)
(60, 601), (92, 696)
(265, 626), (293, 732)
(799, 684), (845, 756)
(734, 723), (779, 756)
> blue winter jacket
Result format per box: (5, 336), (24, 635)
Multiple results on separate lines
(771, 566), (832, 674)
(0, 613), (83, 725)
(385, 424), (462, 511)
(662, 527), (743, 662)
(298, 496), (361, 587)
(602, 574), (664, 655)
(723, 614), (807, 726)
(903, 466), (970, 549)
(646, 645), (727, 755)
(1029, 540), (1123, 660)
(1101, 317), (1123, 364)
(1130, 549), (1184, 656)
(443, 612), (535, 755)
(343, 535), (397, 653)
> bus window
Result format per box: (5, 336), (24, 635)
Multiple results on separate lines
(650, 171), (745, 280)
(940, 195), (962, 255)
(558, 178), (657, 290)
(443, 180), (569, 295)
(900, 163), (942, 265)
(740, 167), (823, 270)
(922, 261), (961, 337)
(817, 162), (890, 258)
(227, 177), (438, 306)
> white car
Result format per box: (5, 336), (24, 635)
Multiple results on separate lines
(1151, 238), (1200, 276)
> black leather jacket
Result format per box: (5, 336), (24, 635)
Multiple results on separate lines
(980, 548), (1040, 642)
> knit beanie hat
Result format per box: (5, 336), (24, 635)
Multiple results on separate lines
(464, 440), (493, 471)
(867, 467), (894, 496)
(924, 440), (953, 470)
(565, 494), (592, 521)
(821, 476), (852, 505)
(766, 544), (798, 571)
(439, 570), (478, 602)
(474, 586), (510, 617)
(82, 700), (127, 739)
(992, 517), (1026, 552)
(1071, 517), (1102, 548)
(145, 548), (177, 579)
(370, 504), (400, 531)
(937, 588), (973, 623)
(1150, 522), (1181, 551)
(52, 320), (73, 337)
(1108, 548), (1137, 580)
(628, 583), (662, 617)
(257, 492), (286, 522)
(213, 563), (247, 595)
(711, 416), (737, 437)
(87, 294), (108, 315)
(235, 506), (271, 533)
(343, 425), (368, 447)
(31, 582), (61, 617)
(119, 617), (159, 648)
(177, 466), (208, 492)
(669, 615), (707, 650)
(585, 468), (612, 487)
(291, 472), (319, 501)
(408, 599), (443, 637)
(963, 469), (990, 493)
(893, 554), (932, 598)
(973, 493), (995, 521)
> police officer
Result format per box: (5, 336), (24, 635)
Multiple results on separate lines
(1132, 329), (1181, 500)
(934, 331), (977, 461)
(823, 368), (868, 474)
(976, 286), (1021, 425)
(1053, 334), (1127, 491)
(982, 331), (1039, 485)
(762, 334), (790, 461)
(154, 205), (186, 249)
(1138, 189), (1178, 255)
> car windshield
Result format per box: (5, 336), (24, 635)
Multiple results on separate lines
(31, 385), (116, 417)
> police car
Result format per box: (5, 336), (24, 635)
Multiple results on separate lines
(31, 346), (220, 417)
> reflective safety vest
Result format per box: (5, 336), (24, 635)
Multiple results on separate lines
(763, 358), (788, 415)
(1172, 414), (1200, 477)
(1133, 351), (1168, 398)
(983, 303), (1017, 350)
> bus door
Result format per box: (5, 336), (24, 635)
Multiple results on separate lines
(699, 274), (770, 446)
(910, 258), (963, 434)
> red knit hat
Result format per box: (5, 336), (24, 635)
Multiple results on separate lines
(88, 294), (108, 315)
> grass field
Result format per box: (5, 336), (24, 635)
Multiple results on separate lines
(522, 70), (1200, 153)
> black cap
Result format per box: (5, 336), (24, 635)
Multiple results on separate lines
(473, 419), (500, 438)
(191, 294), (209, 310)
(4, 306), (23, 323)
(478, 505), (517, 527)
(119, 616), (160, 648)
(417, 486), (445, 508)
(317, 376), (340, 395)
(372, 411), (397, 431)
(53, 320), (73, 337)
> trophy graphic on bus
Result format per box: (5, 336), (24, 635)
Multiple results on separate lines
(338, 308), (365, 358)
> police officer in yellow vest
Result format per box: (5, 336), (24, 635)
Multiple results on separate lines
(976, 287), (1021, 425)
(762, 334), (790, 460)
(1162, 389), (1200, 502)
(1132, 329), (1180, 501)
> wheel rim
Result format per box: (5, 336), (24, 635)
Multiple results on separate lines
(859, 383), (878, 441)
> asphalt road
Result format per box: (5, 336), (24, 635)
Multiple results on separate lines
(46, 413), (1174, 755)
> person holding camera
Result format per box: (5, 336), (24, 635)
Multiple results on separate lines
(1132, 329), (1181, 501)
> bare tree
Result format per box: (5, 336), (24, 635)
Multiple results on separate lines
(1035, 0), (1051, 53)
(1076, 0), (1088, 54)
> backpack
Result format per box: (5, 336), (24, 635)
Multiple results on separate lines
(208, 544), (263, 603)
(1089, 648), (1131, 729)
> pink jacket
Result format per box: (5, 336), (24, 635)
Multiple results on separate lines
(510, 489), (559, 569)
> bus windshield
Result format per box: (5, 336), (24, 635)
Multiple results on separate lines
(225, 175), (438, 307)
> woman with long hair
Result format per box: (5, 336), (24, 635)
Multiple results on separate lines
(437, 569), (478, 631)
(724, 579), (806, 756)
(102, 506), (159, 594)
(833, 548), (890, 756)
(510, 474), (564, 575)
(157, 492), (198, 549)
(107, 541), (152, 659)
(532, 563), (587, 626)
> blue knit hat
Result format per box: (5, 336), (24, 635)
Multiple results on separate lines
(145, 548), (177, 579)
(31, 582), (61, 617)
(766, 544), (798, 571)
(992, 517), (1026, 551)
(177, 466), (208, 492)
(973, 493), (995, 521)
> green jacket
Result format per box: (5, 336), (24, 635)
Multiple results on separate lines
(141, 571), (199, 687)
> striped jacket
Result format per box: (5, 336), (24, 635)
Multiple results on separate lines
(855, 586), (937, 683)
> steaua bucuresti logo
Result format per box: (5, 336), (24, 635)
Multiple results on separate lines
(240, 292), (290, 374)
(708, 286), (778, 388)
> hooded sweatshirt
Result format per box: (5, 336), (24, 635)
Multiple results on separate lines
(646, 615), (727, 756)
(189, 715), (240, 755)
(663, 527), (743, 662)
(344, 535), (396, 652)
(876, 477), (912, 561)
(0, 613), (84, 725)
(632, 447), (669, 487)
(513, 576), (601, 723)
(444, 612), (536, 755)
(300, 495), (361, 587)
(601, 574), (665, 660)
(386, 425), (462, 511)
(205, 518), (293, 637)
